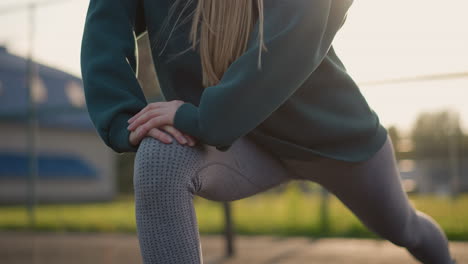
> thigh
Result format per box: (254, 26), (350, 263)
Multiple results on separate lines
(139, 133), (297, 202)
(281, 135), (415, 239)
(193, 135), (298, 202)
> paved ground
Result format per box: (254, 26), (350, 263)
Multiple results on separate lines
(1, 231), (467, 264)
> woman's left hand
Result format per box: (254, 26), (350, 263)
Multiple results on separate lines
(126, 99), (185, 138)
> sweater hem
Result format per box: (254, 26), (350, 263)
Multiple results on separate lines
(246, 124), (389, 163)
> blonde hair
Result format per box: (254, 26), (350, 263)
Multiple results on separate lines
(152, 0), (267, 88)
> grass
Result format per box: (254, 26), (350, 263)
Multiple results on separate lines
(1, 182), (467, 240)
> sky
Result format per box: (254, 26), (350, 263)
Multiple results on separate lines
(0, 0), (467, 135)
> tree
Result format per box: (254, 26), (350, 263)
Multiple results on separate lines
(410, 109), (463, 159)
(387, 125), (402, 160)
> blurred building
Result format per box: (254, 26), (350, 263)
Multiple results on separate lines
(0, 46), (117, 204)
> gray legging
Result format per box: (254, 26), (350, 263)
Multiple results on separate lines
(133, 133), (453, 264)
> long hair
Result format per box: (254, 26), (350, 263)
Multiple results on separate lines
(152, 0), (267, 88)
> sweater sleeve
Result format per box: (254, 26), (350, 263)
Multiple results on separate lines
(80, 0), (147, 153)
(173, 0), (351, 151)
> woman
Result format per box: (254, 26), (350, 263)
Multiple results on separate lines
(80, 0), (456, 263)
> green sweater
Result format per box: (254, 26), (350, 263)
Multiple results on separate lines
(80, 0), (388, 162)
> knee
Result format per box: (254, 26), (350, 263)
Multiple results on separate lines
(385, 210), (421, 248)
(133, 136), (201, 195)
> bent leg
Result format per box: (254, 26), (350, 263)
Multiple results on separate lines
(193, 134), (299, 202)
(281, 135), (453, 264)
(133, 135), (294, 264)
(133, 136), (204, 264)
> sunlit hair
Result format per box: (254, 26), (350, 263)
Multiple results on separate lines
(152, 0), (267, 88)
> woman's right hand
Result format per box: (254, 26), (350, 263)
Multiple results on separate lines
(129, 124), (197, 147)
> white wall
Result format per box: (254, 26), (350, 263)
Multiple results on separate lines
(0, 123), (117, 203)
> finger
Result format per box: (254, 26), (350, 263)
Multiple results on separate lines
(128, 108), (161, 130)
(147, 128), (173, 144)
(161, 125), (188, 145)
(128, 105), (152, 124)
(127, 108), (163, 131)
(134, 125), (152, 145)
(183, 133), (197, 146)
(135, 115), (169, 139)
(127, 102), (163, 124)
(129, 102), (165, 123)
(129, 130), (139, 147)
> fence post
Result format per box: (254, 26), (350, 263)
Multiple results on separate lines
(223, 201), (234, 257)
(319, 187), (330, 234)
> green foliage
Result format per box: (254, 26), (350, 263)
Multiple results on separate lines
(1, 188), (467, 241)
(116, 153), (136, 194)
(387, 125), (402, 160)
(410, 109), (464, 159)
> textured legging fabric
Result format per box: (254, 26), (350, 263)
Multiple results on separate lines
(133, 133), (453, 264)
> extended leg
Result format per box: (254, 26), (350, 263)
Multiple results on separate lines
(282, 135), (453, 263)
